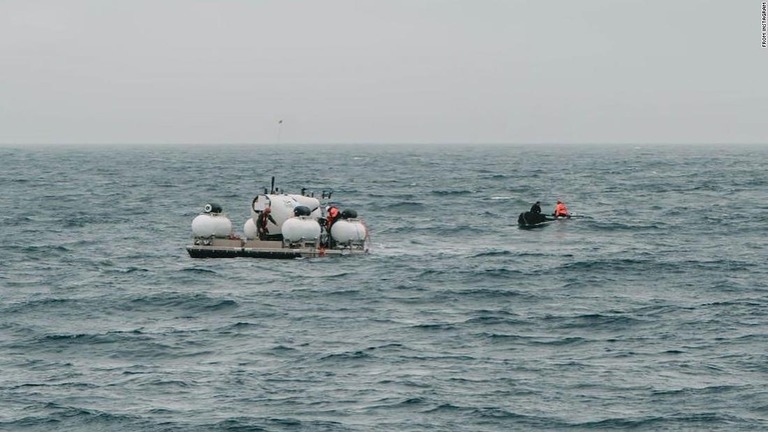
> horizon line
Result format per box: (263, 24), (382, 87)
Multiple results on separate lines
(2, 142), (767, 147)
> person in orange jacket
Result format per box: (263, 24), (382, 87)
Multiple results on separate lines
(553, 200), (570, 218)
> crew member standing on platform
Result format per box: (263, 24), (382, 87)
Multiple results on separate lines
(257, 207), (277, 240)
(325, 205), (340, 231)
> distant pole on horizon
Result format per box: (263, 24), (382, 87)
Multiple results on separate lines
(277, 119), (283, 144)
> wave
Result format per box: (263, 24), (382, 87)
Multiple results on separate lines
(371, 201), (426, 212)
(572, 412), (755, 430)
(219, 321), (263, 330)
(411, 322), (458, 331)
(463, 310), (528, 325)
(587, 220), (672, 231)
(211, 417), (344, 431)
(179, 267), (219, 274)
(419, 404), (556, 427)
(470, 249), (514, 258)
(319, 350), (373, 361)
(28, 330), (163, 351)
(107, 266), (150, 274)
(0, 403), (149, 431)
(10, 382), (98, 390)
(415, 267), (526, 282)
(14, 244), (73, 254)
(1, 297), (80, 314)
(470, 407), (541, 421)
(543, 313), (645, 329)
(556, 257), (660, 273)
(120, 292), (239, 313)
(471, 249), (551, 259)
(430, 189), (474, 196)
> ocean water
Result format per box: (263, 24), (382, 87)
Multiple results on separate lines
(1, 143), (767, 431)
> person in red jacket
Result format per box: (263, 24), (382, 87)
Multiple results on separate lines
(325, 206), (340, 231)
(553, 200), (570, 218)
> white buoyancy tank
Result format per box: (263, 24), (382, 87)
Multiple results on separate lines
(192, 214), (233, 238)
(243, 218), (258, 240)
(331, 219), (367, 244)
(288, 194), (322, 218)
(281, 217), (321, 242)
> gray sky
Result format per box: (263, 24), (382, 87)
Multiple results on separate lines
(1, 0), (765, 145)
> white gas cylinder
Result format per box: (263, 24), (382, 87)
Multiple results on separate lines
(281, 217), (321, 242)
(192, 214), (232, 238)
(330, 219), (367, 244)
(243, 218), (258, 240)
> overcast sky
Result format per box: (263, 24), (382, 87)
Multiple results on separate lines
(0, 0), (765, 145)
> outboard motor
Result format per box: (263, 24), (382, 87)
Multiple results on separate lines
(340, 209), (357, 219)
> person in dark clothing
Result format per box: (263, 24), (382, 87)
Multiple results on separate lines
(257, 207), (277, 240)
(519, 201), (548, 225)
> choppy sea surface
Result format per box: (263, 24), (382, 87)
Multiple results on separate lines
(1, 143), (767, 431)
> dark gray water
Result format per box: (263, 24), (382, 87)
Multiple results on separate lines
(1, 143), (767, 431)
